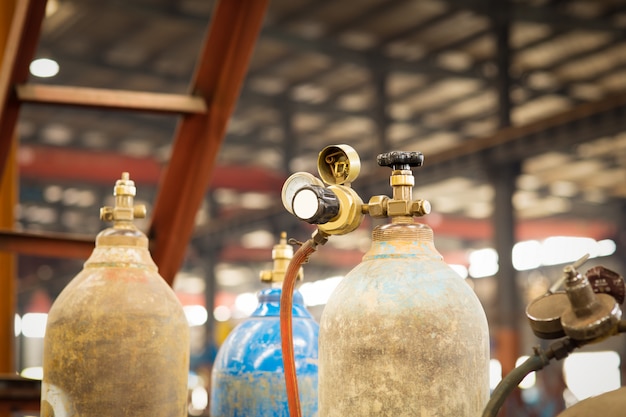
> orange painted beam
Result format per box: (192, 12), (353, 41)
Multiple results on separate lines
(425, 215), (615, 242)
(16, 84), (207, 114)
(19, 145), (162, 185)
(18, 145), (284, 192)
(149, 0), (270, 284)
(0, 229), (93, 259)
(0, 0), (21, 386)
(0, 0), (47, 177)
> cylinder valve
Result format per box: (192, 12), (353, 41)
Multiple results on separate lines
(367, 151), (431, 220)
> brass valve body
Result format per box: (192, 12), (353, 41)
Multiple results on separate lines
(260, 232), (303, 283)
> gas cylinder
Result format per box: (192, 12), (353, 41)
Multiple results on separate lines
(285, 148), (490, 417)
(41, 173), (190, 417)
(319, 220), (490, 416)
(210, 232), (319, 417)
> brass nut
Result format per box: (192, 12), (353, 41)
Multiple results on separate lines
(114, 208), (134, 221)
(318, 185), (364, 235)
(411, 200), (432, 216)
(134, 204), (147, 219)
(259, 270), (273, 283)
(387, 200), (410, 217)
(389, 174), (415, 187)
(368, 195), (388, 218)
(100, 206), (114, 222)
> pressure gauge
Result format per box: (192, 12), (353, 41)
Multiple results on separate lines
(317, 144), (360, 185)
(281, 172), (324, 214)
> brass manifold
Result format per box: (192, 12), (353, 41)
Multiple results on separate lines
(284, 145), (431, 236)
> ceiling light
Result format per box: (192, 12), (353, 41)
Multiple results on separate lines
(29, 58), (59, 78)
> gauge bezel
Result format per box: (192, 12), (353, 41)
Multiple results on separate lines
(281, 172), (324, 214)
(317, 144), (360, 185)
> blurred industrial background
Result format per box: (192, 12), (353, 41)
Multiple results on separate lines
(2, 0), (626, 415)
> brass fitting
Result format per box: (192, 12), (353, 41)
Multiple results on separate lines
(366, 195), (431, 218)
(100, 172), (146, 226)
(260, 232), (303, 284)
(366, 195), (389, 219)
(373, 151), (430, 221)
(561, 265), (622, 342)
(317, 185), (364, 236)
(410, 199), (432, 217)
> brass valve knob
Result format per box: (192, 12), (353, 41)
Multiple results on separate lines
(377, 151), (424, 170)
(374, 151), (430, 219)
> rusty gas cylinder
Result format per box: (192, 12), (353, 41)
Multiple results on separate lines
(318, 219), (490, 417)
(41, 173), (190, 417)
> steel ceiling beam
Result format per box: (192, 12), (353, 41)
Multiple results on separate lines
(262, 27), (487, 80)
(421, 91), (626, 184)
(450, 0), (626, 35)
(196, 90), (626, 237)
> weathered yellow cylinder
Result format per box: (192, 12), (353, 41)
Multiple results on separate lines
(41, 173), (190, 417)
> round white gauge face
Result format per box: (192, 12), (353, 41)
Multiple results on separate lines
(281, 172), (324, 214)
(292, 188), (319, 220)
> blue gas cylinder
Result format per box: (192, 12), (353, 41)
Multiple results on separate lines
(210, 288), (319, 416)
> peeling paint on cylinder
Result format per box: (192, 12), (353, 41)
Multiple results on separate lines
(319, 222), (490, 417)
(41, 230), (190, 417)
(210, 288), (319, 417)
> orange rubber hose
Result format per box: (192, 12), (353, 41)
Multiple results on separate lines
(280, 238), (318, 417)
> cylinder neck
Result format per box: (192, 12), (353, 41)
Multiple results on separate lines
(251, 288), (312, 319)
(96, 172), (148, 248)
(364, 221), (440, 261)
(372, 220), (433, 242)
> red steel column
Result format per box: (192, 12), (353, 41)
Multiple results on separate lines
(0, 2), (18, 409)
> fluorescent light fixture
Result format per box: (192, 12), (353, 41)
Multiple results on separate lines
(21, 313), (47, 338)
(468, 248), (499, 278)
(564, 351), (620, 401)
(299, 276), (343, 307)
(29, 58), (59, 78)
(183, 305), (208, 327)
(489, 359), (502, 390)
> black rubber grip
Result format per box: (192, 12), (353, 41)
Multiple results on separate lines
(377, 151), (424, 169)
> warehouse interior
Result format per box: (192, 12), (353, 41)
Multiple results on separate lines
(2, 0), (626, 415)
